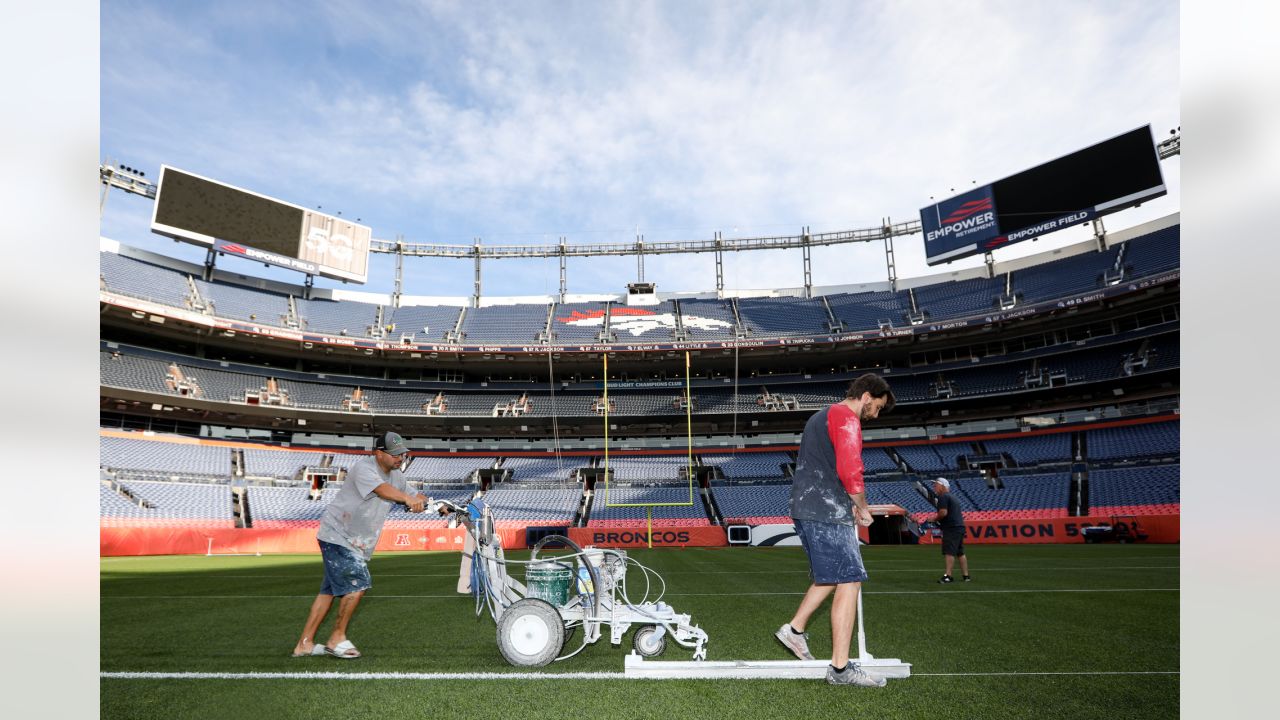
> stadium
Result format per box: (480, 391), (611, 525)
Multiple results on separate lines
(99, 141), (1180, 716)
(94, 6), (1184, 719)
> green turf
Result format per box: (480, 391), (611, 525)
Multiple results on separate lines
(101, 544), (1179, 718)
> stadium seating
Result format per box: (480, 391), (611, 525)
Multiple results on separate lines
(1121, 225), (1179, 278)
(100, 483), (152, 522)
(861, 448), (900, 474)
(911, 276), (1002, 321)
(602, 456), (692, 483)
(887, 445), (941, 473)
(296, 297), (378, 337)
(99, 251), (193, 308)
(100, 435), (230, 478)
(606, 301), (682, 340)
(501, 456), (581, 483)
(326, 452), (368, 470)
(609, 391), (683, 417)
(587, 486), (709, 526)
(948, 362), (1025, 396)
(241, 448), (328, 479)
(955, 473), (1071, 518)
(100, 479), (234, 527)
(273, 379), (350, 410)
(736, 296), (831, 337)
(1088, 464), (1180, 513)
(1087, 422), (1179, 462)
(101, 224), (1179, 349)
(102, 328), (1177, 417)
(700, 452), (790, 479)
(194, 278), (291, 325)
(100, 351), (173, 395)
(864, 480), (935, 515)
(402, 456), (496, 483)
(361, 387), (438, 414)
(825, 290), (910, 331)
(483, 487), (582, 526)
(1011, 246), (1120, 305)
(387, 304), (465, 341)
(982, 433), (1073, 465)
(551, 301), (612, 342)
(713, 484), (791, 524)
(176, 365), (259, 402)
(674, 298), (740, 340)
(461, 303), (549, 344)
(249, 486), (337, 527)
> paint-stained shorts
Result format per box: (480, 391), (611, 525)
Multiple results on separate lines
(941, 527), (965, 557)
(793, 518), (868, 584)
(319, 539), (372, 596)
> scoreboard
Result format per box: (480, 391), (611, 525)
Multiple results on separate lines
(921, 126), (1166, 265)
(150, 166), (372, 283)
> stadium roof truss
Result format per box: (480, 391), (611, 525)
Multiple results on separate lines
(372, 222), (918, 304)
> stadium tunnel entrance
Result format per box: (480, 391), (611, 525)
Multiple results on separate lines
(865, 506), (918, 545)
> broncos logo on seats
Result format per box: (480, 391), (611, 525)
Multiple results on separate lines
(556, 308), (732, 336)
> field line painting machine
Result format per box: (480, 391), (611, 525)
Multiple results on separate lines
(435, 496), (911, 680)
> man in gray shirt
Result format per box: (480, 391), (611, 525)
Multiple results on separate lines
(931, 478), (970, 584)
(292, 431), (429, 659)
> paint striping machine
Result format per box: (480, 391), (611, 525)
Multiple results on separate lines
(437, 496), (709, 666)
(437, 494), (909, 681)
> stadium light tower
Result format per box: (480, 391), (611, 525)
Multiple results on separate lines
(99, 160), (156, 217)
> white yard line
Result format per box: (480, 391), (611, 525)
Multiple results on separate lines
(104, 565), (1180, 580)
(100, 669), (1178, 681)
(102, 587), (1179, 600)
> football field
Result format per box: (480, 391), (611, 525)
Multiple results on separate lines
(101, 544), (1178, 718)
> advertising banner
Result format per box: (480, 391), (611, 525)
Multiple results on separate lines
(921, 185), (1002, 264)
(568, 526), (728, 549)
(915, 514), (1179, 544)
(100, 524), (525, 556)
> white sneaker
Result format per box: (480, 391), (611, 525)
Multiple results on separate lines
(774, 623), (815, 661)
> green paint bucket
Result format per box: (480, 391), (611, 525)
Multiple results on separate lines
(525, 560), (574, 606)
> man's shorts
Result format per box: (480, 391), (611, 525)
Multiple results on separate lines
(793, 518), (868, 584)
(319, 539), (372, 596)
(941, 527), (966, 557)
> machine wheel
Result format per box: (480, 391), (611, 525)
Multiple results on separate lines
(497, 598), (565, 667)
(561, 623), (578, 652)
(633, 625), (667, 658)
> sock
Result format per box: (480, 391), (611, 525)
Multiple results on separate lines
(831, 663), (847, 674)
(790, 625), (805, 636)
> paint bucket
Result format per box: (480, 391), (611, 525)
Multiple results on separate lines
(525, 560), (574, 606)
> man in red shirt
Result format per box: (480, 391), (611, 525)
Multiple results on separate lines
(775, 373), (895, 686)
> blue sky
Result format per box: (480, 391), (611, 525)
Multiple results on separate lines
(100, 0), (1180, 299)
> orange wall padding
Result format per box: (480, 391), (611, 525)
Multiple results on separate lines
(101, 516), (1178, 555)
(916, 514), (1179, 544)
(100, 525), (526, 556)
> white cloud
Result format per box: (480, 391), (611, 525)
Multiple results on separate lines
(101, 0), (1179, 298)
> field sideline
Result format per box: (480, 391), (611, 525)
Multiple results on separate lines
(101, 544), (1178, 718)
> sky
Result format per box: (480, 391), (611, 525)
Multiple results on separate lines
(100, 0), (1180, 300)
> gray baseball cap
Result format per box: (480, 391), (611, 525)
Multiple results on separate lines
(933, 477), (950, 490)
(375, 431), (410, 456)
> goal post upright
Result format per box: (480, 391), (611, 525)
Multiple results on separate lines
(601, 352), (698, 549)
